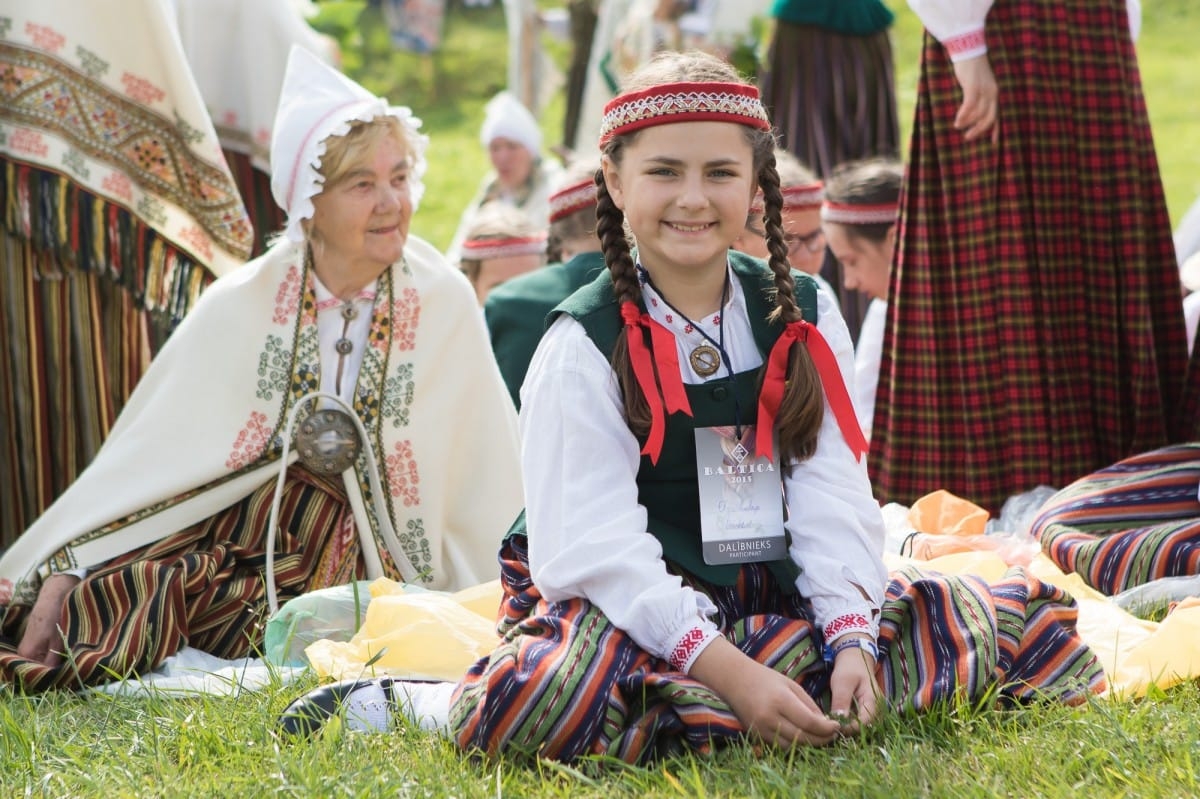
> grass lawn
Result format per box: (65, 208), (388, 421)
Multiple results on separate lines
(5, 670), (1200, 796)
(4, 3), (1200, 796)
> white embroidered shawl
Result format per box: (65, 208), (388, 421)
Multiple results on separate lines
(0, 236), (524, 603)
(0, 0), (252, 278)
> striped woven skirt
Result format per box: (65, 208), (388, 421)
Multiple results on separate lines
(869, 0), (1190, 514)
(0, 230), (153, 549)
(0, 467), (363, 692)
(449, 535), (1104, 763)
(758, 21), (899, 341)
(1030, 444), (1200, 595)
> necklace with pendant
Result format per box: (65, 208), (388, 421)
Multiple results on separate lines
(643, 270), (730, 379)
(689, 343), (722, 377)
(298, 255), (367, 474)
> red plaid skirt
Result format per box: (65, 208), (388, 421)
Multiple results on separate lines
(870, 0), (1191, 513)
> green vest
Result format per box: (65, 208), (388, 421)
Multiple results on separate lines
(512, 252), (819, 589)
(484, 251), (607, 407)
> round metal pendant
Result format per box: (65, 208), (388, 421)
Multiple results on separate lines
(296, 408), (362, 475)
(689, 344), (721, 377)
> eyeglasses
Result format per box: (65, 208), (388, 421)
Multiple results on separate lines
(743, 224), (825, 257)
(784, 227), (825, 256)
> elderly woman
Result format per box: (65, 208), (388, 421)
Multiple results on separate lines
(0, 47), (523, 692)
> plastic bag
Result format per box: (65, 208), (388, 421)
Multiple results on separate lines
(988, 484), (1060, 536)
(304, 579), (504, 682)
(1111, 574), (1200, 616)
(263, 580), (377, 667)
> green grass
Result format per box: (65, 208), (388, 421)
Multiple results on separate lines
(5, 674), (1200, 797)
(5, 5), (1200, 796)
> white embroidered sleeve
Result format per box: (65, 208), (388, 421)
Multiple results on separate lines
(907, 0), (993, 61)
(784, 290), (888, 638)
(520, 316), (721, 664)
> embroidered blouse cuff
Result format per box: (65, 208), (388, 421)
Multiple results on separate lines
(666, 621), (721, 673)
(941, 26), (988, 62)
(822, 612), (875, 645)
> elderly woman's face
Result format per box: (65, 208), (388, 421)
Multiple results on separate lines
(310, 134), (412, 273)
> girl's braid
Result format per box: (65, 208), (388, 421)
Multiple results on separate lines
(595, 167), (651, 433)
(756, 154), (824, 464)
(758, 153), (801, 324)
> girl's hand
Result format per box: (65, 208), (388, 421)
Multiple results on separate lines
(16, 573), (80, 667)
(951, 54), (999, 144)
(827, 641), (882, 734)
(689, 637), (842, 747)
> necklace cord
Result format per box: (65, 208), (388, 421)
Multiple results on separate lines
(640, 269), (744, 437)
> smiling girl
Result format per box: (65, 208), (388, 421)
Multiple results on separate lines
(282, 50), (1104, 762)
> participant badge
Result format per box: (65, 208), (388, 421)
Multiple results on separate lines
(694, 425), (786, 565)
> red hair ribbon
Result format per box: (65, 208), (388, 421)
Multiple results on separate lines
(755, 320), (868, 463)
(620, 301), (693, 463)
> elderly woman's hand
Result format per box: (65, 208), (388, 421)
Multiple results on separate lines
(17, 573), (80, 667)
(951, 54), (999, 144)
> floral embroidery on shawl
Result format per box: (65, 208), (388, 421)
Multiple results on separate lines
(273, 264), (303, 324)
(0, 44), (250, 256)
(385, 440), (421, 507)
(390, 287), (420, 352)
(404, 519), (433, 570)
(347, 268), (433, 581)
(226, 411), (272, 470)
(381, 363), (415, 428)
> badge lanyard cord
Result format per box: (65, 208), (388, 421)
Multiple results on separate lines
(263, 390), (421, 614)
(640, 266), (744, 438)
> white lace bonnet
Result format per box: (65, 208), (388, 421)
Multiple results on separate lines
(270, 46), (428, 243)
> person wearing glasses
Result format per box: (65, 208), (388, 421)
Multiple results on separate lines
(732, 149), (831, 295)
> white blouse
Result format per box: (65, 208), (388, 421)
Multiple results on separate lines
(518, 268), (887, 672)
(854, 299), (887, 443)
(909, 0), (1141, 62)
(312, 274), (378, 403)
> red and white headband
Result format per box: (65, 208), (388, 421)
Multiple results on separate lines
(748, 181), (825, 216)
(599, 81), (771, 147)
(783, 181), (824, 210)
(460, 234), (547, 261)
(548, 177), (598, 223)
(820, 201), (897, 225)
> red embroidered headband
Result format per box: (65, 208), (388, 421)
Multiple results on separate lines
(598, 81), (771, 147)
(748, 181), (825, 217)
(548, 178), (598, 223)
(460, 234), (547, 261)
(820, 201), (896, 225)
(783, 181), (824, 210)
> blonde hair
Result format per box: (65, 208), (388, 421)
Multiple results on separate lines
(548, 158), (602, 260)
(459, 202), (545, 284)
(318, 116), (414, 188)
(774, 149), (818, 188)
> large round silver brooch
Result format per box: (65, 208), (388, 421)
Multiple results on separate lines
(296, 409), (362, 475)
